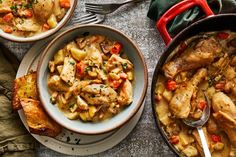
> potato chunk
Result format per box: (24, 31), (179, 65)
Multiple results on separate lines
(60, 57), (76, 86)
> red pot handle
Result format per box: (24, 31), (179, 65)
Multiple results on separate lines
(157, 0), (214, 45)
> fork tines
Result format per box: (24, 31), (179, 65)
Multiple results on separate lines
(73, 13), (104, 24)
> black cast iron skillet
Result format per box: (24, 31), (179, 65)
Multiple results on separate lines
(151, 0), (236, 156)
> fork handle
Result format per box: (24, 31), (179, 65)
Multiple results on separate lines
(122, 0), (143, 5)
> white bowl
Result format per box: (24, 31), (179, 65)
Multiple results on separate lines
(0, 0), (77, 42)
(37, 24), (148, 134)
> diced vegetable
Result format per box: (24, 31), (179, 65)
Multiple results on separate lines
(215, 82), (225, 90)
(89, 106), (97, 118)
(3, 13), (13, 22)
(109, 72), (120, 80)
(211, 134), (222, 142)
(56, 65), (63, 74)
(76, 61), (86, 75)
(166, 79), (177, 91)
(70, 47), (87, 61)
(23, 9), (33, 18)
(182, 146), (198, 157)
(47, 14), (58, 28)
(127, 71), (133, 80)
(217, 32), (229, 39)
(88, 71), (97, 77)
(213, 142), (224, 151)
(48, 61), (55, 73)
(79, 112), (90, 121)
(197, 100), (206, 110)
(59, 0), (70, 8)
(43, 23), (50, 31)
(169, 135), (179, 144)
(54, 50), (65, 65)
(109, 79), (122, 88)
(110, 42), (122, 54)
(3, 26), (13, 33)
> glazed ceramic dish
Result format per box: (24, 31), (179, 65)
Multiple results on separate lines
(37, 24), (148, 134)
(0, 0), (77, 42)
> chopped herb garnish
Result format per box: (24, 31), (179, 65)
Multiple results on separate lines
(91, 94), (96, 98)
(69, 61), (75, 65)
(0, 0), (2, 4)
(122, 63), (128, 70)
(115, 63), (118, 67)
(10, 5), (18, 13)
(24, 3), (33, 9)
(84, 67), (91, 72)
(100, 85), (104, 88)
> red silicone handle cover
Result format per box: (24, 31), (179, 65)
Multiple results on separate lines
(157, 0), (214, 45)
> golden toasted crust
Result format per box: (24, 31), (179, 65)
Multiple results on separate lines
(20, 98), (62, 137)
(12, 72), (38, 111)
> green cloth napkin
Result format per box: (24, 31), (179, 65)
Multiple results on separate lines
(0, 44), (36, 157)
(147, 0), (236, 36)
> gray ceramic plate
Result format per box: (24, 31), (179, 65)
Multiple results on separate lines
(16, 31), (145, 155)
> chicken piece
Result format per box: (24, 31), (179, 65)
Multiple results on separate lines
(118, 80), (133, 105)
(212, 92), (236, 119)
(70, 80), (91, 96)
(163, 37), (222, 79)
(20, 98), (61, 137)
(48, 75), (70, 92)
(169, 68), (207, 118)
(60, 57), (76, 86)
(14, 18), (41, 32)
(0, 0), (12, 13)
(77, 95), (89, 110)
(84, 45), (103, 67)
(80, 84), (117, 106)
(106, 54), (133, 72)
(32, 0), (53, 22)
(213, 111), (236, 147)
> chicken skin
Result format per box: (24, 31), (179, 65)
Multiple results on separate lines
(169, 68), (207, 118)
(163, 37), (222, 79)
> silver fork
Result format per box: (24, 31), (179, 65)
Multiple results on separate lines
(85, 0), (143, 15)
(73, 13), (105, 24)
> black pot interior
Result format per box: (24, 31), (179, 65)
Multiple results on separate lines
(151, 14), (236, 156)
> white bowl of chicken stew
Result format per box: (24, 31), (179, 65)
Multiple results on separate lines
(37, 24), (148, 134)
(154, 31), (236, 157)
(0, 0), (77, 42)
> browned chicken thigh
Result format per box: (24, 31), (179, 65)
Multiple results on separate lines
(163, 37), (222, 79)
(212, 92), (236, 146)
(169, 68), (207, 118)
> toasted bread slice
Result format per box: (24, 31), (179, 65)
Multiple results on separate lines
(20, 98), (62, 137)
(12, 72), (38, 111)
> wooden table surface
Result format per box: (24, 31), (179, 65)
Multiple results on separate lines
(3, 0), (176, 156)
